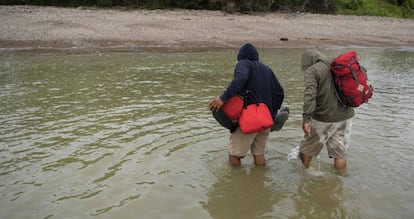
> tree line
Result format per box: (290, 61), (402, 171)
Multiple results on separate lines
(0, 0), (413, 18)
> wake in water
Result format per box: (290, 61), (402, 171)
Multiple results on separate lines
(287, 145), (325, 177)
(287, 145), (300, 161)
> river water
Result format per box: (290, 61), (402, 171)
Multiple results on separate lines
(0, 48), (413, 219)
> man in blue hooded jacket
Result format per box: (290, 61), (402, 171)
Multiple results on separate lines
(209, 43), (285, 166)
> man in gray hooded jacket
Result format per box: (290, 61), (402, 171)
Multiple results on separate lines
(299, 50), (354, 174)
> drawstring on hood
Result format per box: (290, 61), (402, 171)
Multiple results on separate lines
(237, 43), (259, 61)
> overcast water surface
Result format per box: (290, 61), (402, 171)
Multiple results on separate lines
(0, 48), (413, 219)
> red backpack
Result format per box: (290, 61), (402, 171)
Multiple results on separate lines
(331, 51), (374, 107)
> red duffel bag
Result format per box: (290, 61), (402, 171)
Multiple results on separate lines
(221, 95), (244, 121)
(239, 96), (273, 134)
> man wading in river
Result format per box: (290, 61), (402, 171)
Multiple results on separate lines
(209, 43), (285, 166)
(299, 50), (354, 175)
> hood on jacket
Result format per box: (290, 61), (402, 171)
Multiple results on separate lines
(301, 50), (329, 71)
(237, 43), (259, 61)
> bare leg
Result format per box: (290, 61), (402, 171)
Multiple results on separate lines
(229, 155), (241, 166)
(334, 158), (347, 175)
(253, 154), (266, 166)
(299, 152), (312, 169)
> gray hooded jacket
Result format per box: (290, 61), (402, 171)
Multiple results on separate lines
(301, 50), (354, 123)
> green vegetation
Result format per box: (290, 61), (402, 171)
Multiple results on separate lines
(335, 0), (414, 18)
(0, 0), (413, 18)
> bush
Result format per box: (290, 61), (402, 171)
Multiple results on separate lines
(97, 0), (112, 7)
(345, 0), (363, 10)
(335, 0), (414, 18)
(0, 0), (412, 18)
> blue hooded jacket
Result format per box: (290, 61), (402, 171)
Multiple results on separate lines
(220, 44), (284, 118)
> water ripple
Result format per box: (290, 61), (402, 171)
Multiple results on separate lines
(0, 49), (413, 218)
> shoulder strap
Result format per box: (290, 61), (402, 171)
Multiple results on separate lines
(244, 60), (263, 105)
(330, 69), (348, 111)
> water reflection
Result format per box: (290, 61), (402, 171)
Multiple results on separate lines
(203, 166), (279, 218)
(293, 175), (346, 218)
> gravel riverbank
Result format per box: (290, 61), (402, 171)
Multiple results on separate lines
(1, 5), (413, 50)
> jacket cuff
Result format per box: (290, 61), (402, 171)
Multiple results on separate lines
(219, 95), (227, 103)
(302, 113), (312, 123)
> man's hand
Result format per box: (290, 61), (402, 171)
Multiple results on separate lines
(302, 122), (311, 136)
(209, 96), (224, 112)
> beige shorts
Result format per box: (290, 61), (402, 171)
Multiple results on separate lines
(229, 127), (270, 157)
(299, 119), (352, 159)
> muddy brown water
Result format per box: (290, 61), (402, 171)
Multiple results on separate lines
(0, 48), (413, 218)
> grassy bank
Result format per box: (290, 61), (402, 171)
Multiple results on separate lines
(335, 0), (414, 18)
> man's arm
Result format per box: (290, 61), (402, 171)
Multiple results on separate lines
(219, 60), (250, 102)
(270, 70), (284, 116)
(302, 69), (318, 135)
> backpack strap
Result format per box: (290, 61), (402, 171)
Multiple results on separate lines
(330, 70), (348, 111)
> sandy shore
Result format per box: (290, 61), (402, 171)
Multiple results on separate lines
(1, 5), (413, 51)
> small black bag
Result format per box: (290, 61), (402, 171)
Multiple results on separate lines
(212, 109), (238, 132)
